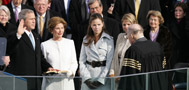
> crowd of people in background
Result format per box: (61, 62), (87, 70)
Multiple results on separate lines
(0, 0), (189, 90)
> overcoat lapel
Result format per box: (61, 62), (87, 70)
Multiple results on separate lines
(90, 42), (99, 56)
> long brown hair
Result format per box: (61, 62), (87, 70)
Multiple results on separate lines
(84, 13), (107, 46)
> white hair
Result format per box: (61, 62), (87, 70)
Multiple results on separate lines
(0, 5), (11, 20)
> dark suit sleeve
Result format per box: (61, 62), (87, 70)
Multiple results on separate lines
(41, 52), (52, 72)
(6, 33), (20, 55)
(112, 0), (122, 22)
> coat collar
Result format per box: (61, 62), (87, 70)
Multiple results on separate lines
(136, 37), (147, 42)
(100, 32), (112, 40)
(83, 32), (112, 43)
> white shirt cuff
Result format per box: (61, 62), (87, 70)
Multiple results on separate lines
(16, 33), (22, 39)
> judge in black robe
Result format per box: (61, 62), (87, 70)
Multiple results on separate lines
(118, 24), (169, 90)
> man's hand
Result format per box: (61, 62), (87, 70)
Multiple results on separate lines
(48, 67), (55, 71)
(107, 4), (114, 14)
(17, 19), (26, 36)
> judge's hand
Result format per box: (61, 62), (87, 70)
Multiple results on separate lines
(2, 56), (10, 66)
(17, 19), (26, 36)
(115, 77), (120, 83)
(109, 74), (115, 77)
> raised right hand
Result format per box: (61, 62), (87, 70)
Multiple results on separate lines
(17, 19), (26, 36)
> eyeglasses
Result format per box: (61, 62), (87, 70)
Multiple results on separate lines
(90, 6), (100, 11)
(36, 4), (47, 7)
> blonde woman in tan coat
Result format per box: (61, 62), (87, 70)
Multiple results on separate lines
(109, 13), (137, 89)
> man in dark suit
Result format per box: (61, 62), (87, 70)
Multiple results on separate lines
(33, 0), (61, 42)
(6, 9), (53, 90)
(7, 0), (32, 26)
(69, 0), (110, 51)
(113, 0), (161, 28)
(69, 0), (90, 60)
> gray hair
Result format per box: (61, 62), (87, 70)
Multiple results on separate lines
(88, 0), (103, 8)
(0, 5), (11, 20)
(33, 0), (48, 4)
(127, 24), (144, 35)
(19, 9), (34, 20)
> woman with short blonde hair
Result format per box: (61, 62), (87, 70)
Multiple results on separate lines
(109, 13), (137, 90)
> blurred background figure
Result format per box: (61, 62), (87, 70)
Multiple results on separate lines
(144, 10), (172, 69)
(113, 0), (161, 28)
(167, 2), (188, 68)
(109, 13), (137, 90)
(22, 0), (33, 6)
(41, 17), (78, 90)
(1, 0), (10, 5)
(6, 0), (33, 26)
(79, 13), (114, 90)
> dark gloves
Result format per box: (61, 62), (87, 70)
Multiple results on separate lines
(84, 79), (96, 89)
(84, 79), (103, 89)
(92, 81), (103, 87)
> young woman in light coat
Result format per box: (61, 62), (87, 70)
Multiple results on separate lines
(79, 13), (114, 90)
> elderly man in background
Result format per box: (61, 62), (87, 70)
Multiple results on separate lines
(33, 0), (60, 42)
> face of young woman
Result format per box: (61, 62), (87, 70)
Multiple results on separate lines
(122, 20), (131, 33)
(149, 15), (160, 29)
(91, 18), (104, 36)
(52, 23), (65, 39)
(175, 6), (185, 20)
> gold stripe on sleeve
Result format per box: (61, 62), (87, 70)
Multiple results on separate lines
(122, 58), (141, 71)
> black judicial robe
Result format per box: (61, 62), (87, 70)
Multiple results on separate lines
(118, 37), (169, 90)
